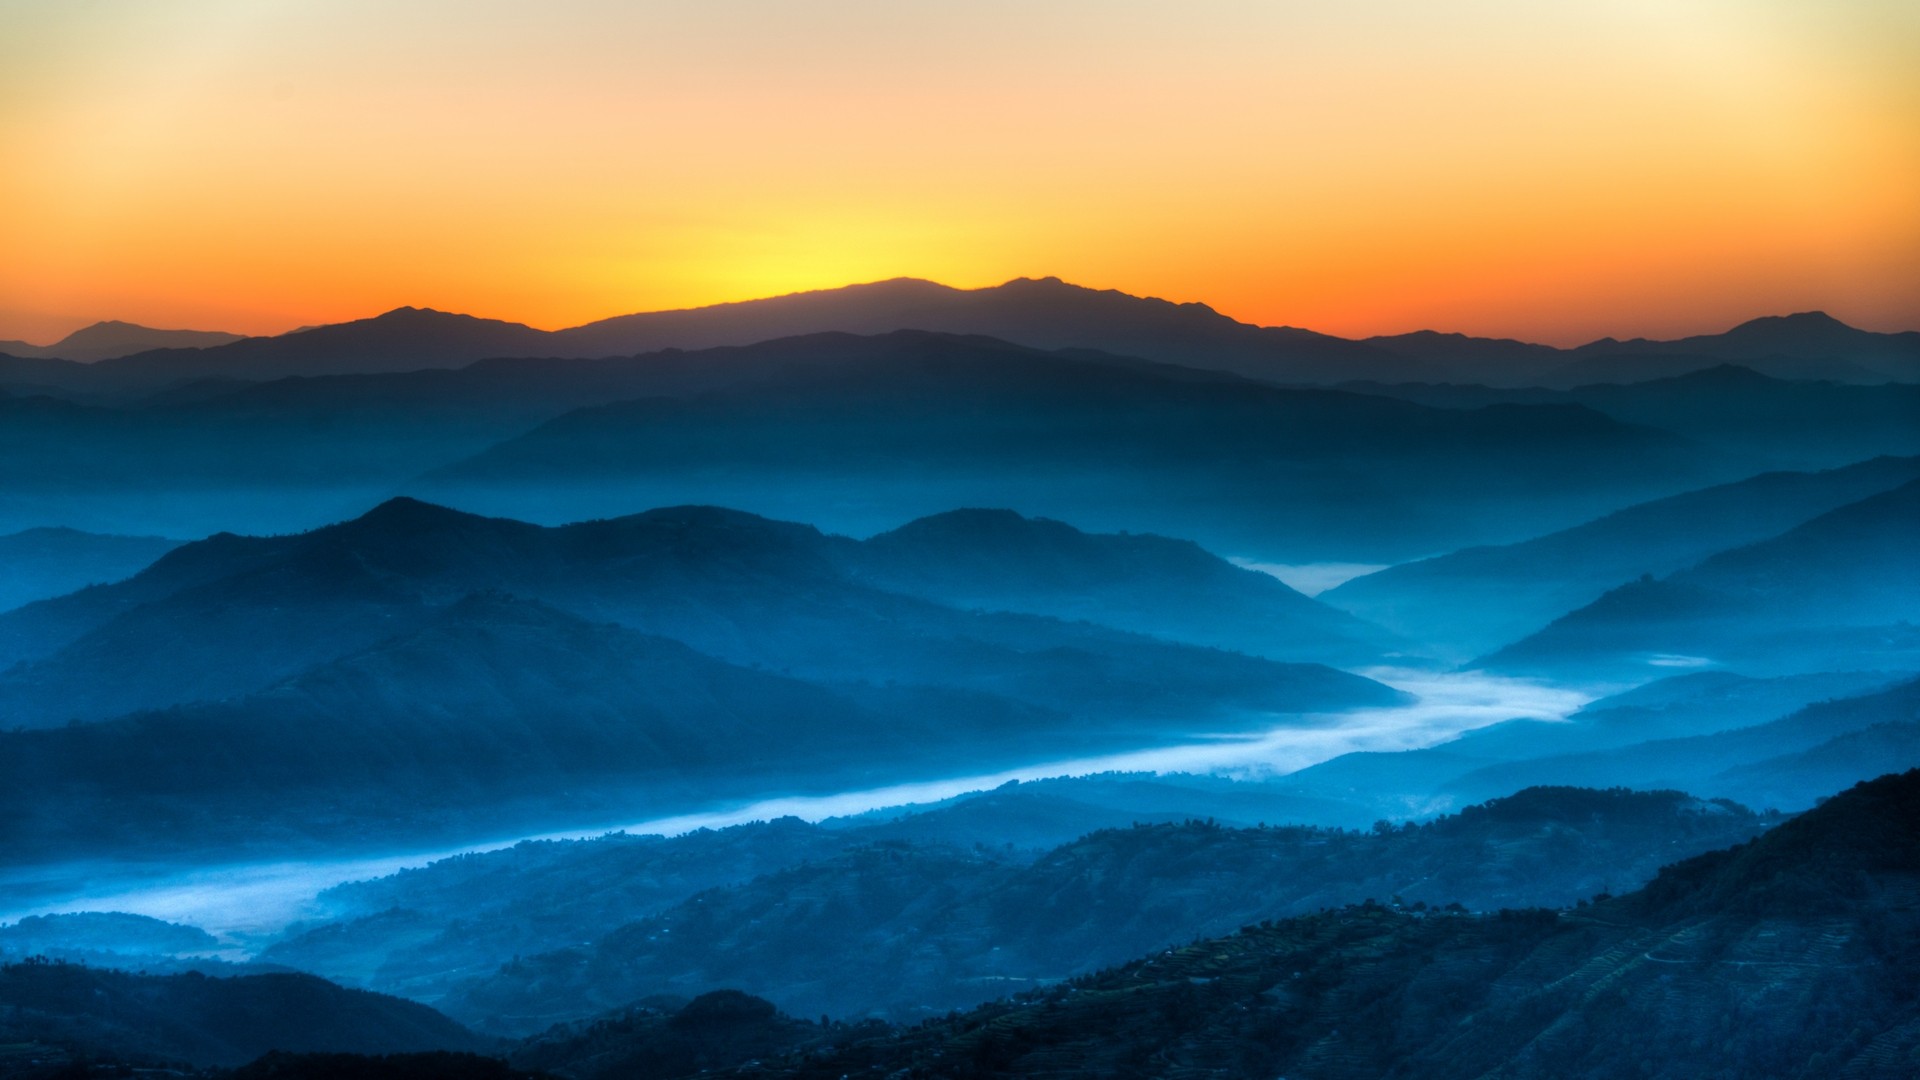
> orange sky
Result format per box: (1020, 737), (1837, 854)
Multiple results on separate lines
(3, 1), (1916, 346)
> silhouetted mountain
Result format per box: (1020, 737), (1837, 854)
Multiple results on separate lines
(672, 770), (1920, 1079)
(508, 991), (836, 1080)
(87, 308), (557, 387)
(0, 498), (1393, 728)
(838, 508), (1397, 664)
(552, 276), (1429, 384)
(434, 787), (1768, 1030)
(0, 500), (1394, 857)
(1359, 328), (1564, 385)
(1483, 479), (1920, 679)
(1322, 456), (1920, 657)
(1568, 310), (1920, 382)
(0, 320), (244, 363)
(1342, 364), (1920, 471)
(412, 331), (1711, 563)
(0, 526), (179, 613)
(0, 594), (966, 855)
(0, 961), (488, 1071)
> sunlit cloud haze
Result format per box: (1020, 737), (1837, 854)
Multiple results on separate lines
(3, 0), (1916, 344)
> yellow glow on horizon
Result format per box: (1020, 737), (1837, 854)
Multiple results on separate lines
(1, 0), (1915, 346)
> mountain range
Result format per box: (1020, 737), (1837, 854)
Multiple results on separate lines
(1322, 455), (1920, 658)
(6, 279), (1916, 396)
(0, 498), (1397, 859)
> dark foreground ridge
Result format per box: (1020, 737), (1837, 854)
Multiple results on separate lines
(4, 772), (1914, 1079)
(696, 770), (1920, 1079)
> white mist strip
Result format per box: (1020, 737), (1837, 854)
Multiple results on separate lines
(0, 669), (1589, 940)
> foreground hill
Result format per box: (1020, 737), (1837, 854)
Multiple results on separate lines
(0, 962), (489, 1072)
(689, 769), (1920, 1079)
(395, 787), (1770, 1030)
(1322, 455), (1920, 657)
(1483, 478), (1920, 679)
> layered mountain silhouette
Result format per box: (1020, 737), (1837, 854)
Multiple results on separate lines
(0, 498), (1398, 857)
(0, 320), (243, 363)
(1482, 478), (1920, 678)
(10, 282), (1914, 397)
(0, 962), (487, 1070)
(408, 331), (1710, 562)
(0, 526), (179, 613)
(431, 787), (1769, 1030)
(1340, 364), (1920, 472)
(836, 508), (1397, 664)
(1322, 455), (1920, 657)
(645, 769), (1920, 1079)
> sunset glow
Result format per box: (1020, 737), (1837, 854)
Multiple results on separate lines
(4, 0), (1916, 344)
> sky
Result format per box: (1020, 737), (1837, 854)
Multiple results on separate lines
(3, 0), (1916, 346)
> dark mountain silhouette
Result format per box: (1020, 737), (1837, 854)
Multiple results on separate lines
(0, 500), (1395, 858)
(1482, 478), (1920, 679)
(0, 320), (244, 363)
(21, 284), (1913, 396)
(1567, 310), (1920, 382)
(0, 526), (180, 613)
(1339, 365), (1920, 472)
(1322, 455), (1920, 657)
(410, 331), (1711, 563)
(0, 331), (1744, 552)
(0, 961), (488, 1071)
(630, 769), (1919, 1079)
(0, 594), (985, 856)
(551, 276), (1428, 384)
(837, 508), (1398, 664)
(92, 307), (559, 385)
(0, 497), (1394, 731)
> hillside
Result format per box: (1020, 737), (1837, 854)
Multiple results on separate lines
(411, 331), (1712, 563)
(839, 508), (1397, 664)
(1322, 455), (1920, 657)
(0, 500), (1396, 859)
(688, 769), (1920, 1079)
(0, 526), (179, 613)
(427, 786), (1770, 1030)
(0, 962), (488, 1071)
(1483, 478), (1920, 679)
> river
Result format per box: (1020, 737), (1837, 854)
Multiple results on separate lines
(0, 668), (1591, 944)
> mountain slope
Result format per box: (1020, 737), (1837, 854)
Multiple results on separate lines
(0, 498), (1396, 730)
(0, 526), (179, 613)
(0, 321), (244, 363)
(435, 786), (1770, 1030)
(692, 769), (1920, 1079)
(1322, 455), (1920, 657)
(412, 331), (1712, 563)
(1482, 478), (1920, 679)
(0, 962), (488, 1070)
(839, 508), (1398, 664)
